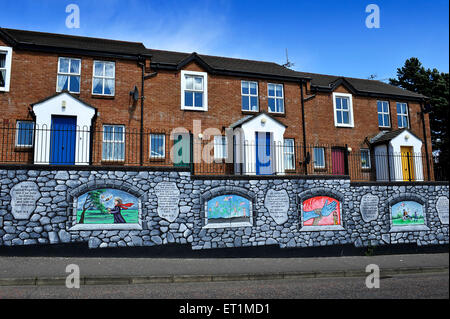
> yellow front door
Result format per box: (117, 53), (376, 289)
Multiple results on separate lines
(401, 146), (415, 181)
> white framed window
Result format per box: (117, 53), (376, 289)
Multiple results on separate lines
(333, 92), (354, 127)
(397, 102), (409, 128)
(313, 147), (325, 169)
(241, 81), (258, 112)
(15, 121), (34, 147)
(268, 83), (284, 113)
(377, 101), (390, 128)
(284, 139), (295, 170)
(361, 149), (371, 169)
(181, 70), (208, 111)
(214, 136), (227, 160)
(102, 125), (125, 161)
(150, 134), (165, 159)
(57, 57), (81, 93)
(0, 46), (13, 92)
(92, 61), (115, 96)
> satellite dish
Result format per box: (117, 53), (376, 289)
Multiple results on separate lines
(130, 86), (139, 102)
(423, 103), (432, 114)
(305, 152), (311, 165)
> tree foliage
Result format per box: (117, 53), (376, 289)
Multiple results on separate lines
(389, 58), (449, 165)
(79, 189), (107, 223)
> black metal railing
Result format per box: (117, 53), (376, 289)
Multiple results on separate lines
(0, 124), (447, 182)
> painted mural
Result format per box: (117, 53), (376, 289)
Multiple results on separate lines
(302, 196), (341, 226)
(206, 195), (251, 224)
(76, 189), (139, 224)
(391, 201), (425, 226)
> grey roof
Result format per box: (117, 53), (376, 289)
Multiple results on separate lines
(149, 49), (425, 100)
(0, 28), (427, 100)
(148, 49), (307, 79)
(229, 115), (254, 129)
(296, 71), (426, 99)
(0, 28), (149, 57)
(369, 129), (421, 145)
(229, 112), (287, 129)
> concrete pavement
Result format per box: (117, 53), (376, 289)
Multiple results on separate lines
(0, 253), (448, 286)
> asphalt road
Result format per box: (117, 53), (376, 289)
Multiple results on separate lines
(0, 271), (447, 299)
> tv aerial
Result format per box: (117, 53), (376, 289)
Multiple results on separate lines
(282, 48), (295, 69)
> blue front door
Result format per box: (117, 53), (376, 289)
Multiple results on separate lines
(256, 132), (273, 175)
(50, 116), (77, 165)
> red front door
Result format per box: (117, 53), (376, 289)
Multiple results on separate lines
(332, 149), (346, 175)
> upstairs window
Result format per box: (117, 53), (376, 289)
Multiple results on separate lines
(333, 93), (354, 127)
(377, 101), (390, 128)
(397, 102), (409, 128)
(241, 81), (258, 112)
(16, 121), (34, 147)
(102, 125), (125, 161)
(0, 46), (13, 92)
(181, 70), (208, 111)
(268, 83), (284, 113)
(57, 57), (81, 93)
(93, 61), (115, 96)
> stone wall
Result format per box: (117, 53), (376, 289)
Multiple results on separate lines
(0, 168), (448, 249)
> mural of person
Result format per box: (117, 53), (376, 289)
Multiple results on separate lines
(108, 197), (133, 224)
(333, 211), (339, 225)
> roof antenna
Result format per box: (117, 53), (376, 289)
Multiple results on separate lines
(282, 48), (294, 69)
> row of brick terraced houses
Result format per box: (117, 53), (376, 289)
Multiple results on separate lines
(0, 28), (434, 181)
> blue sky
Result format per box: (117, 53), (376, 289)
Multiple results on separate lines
(1, 0), (448, 81)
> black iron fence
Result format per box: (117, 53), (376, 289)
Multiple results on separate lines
(0, 124), (175, 167)
(0, 124), (447, 182)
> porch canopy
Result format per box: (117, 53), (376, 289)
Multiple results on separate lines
(228, 112), (287, 175)
(31, 92), (96, 165)
(369, 129), (424, 182)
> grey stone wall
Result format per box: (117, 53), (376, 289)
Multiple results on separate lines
(0, 169), (448, 249)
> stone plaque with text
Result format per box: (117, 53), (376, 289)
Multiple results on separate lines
(11, 181), (41, 220)
(155, 182), (180, 223)
(436, 196), (449, 225)
(360, 194), (379, 223)
(265, 189), (290, 225)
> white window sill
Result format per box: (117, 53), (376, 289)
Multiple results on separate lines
(69, 223), (143, 231)
(57, 90), (80, 94)
(181, 106), (208, 112)
(92, 94), (115, 98)
(299, 225), (345, 232)
(335, 124), (354, 128)
(389, 225), (430, 233)
(203, 222), (253, 229)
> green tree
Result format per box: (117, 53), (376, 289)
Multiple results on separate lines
(78, 189), (107, 224)
(389, 58), (449, 173)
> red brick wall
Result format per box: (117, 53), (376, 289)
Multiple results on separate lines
(0, 41), (433, 178)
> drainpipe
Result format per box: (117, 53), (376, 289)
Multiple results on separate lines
(386, 142), (392, 182)
(138, 59), (145, 166)
(300, 81), (308, 175)
(420, 101), (431, 181)
(138, 56), (157, 166)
